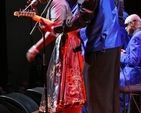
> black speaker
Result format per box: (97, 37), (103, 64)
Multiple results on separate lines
(0, 104), (12, 113)
(0, 92), (39, 113)
(25, 87), (44, 106)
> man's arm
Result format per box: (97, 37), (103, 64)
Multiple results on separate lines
(120, 36), (141, 66)
(54, 0), (99, 33)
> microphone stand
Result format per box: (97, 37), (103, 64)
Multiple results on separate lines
(30, 0), (53, 35)
(29, 0), (53, 112)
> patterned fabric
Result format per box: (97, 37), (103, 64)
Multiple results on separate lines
(39, 31), (86, 113)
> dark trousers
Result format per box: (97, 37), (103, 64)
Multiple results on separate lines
(83, 47), (121, 113)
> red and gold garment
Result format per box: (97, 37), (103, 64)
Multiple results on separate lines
(39, 30), (86, 113)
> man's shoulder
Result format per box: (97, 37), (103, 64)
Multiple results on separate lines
(53, 0), (68, 5)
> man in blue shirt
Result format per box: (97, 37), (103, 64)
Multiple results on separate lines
(120, 14), (141, 113)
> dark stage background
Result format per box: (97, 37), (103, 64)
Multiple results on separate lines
(0, 0), (141, 90)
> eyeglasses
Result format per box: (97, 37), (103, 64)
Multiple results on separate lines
(124, 20), (137, 27)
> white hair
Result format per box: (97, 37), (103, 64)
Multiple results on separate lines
(124, 14), (141, 24)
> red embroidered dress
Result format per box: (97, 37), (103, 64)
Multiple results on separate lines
(39, 30), (86, 113)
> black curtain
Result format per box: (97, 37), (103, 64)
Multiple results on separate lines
(124, 0), (141, 17)
(0, 1), (8, 89)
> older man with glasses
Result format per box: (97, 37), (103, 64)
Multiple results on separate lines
(124, 14), (141, 35)
(120, 14), (141, 112)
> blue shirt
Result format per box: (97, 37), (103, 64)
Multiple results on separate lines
(120, 27), (141, 86)
(79, 0), (122, 54)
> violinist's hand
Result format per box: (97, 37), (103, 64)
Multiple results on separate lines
(27, 0), (32, 4)
(27, 0), (47, 4)
(26, 45), (39, 62)
(39, 18), (54, 33)
(27, 0), (38, 6)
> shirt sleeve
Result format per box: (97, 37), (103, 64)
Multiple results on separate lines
(120, 34), (141, 66)
(49, 2), (72, 26)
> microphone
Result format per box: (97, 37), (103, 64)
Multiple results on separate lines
(29, 0), (38, 6)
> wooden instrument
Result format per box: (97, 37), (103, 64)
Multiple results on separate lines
(14, 10), (56, 25)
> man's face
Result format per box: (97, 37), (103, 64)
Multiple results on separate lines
(125, 20), (136, 36)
